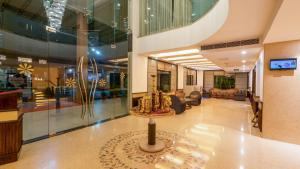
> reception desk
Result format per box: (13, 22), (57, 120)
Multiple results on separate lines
(0, 90), (23, 165)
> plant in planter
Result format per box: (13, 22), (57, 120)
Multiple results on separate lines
(214, 76), (235, 89)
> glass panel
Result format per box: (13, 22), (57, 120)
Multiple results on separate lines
(139, 0), (219, 36)
(0, 0), (129, 142)
(0, 1), (50, 140)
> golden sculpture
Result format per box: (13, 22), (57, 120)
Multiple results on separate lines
(139, 96), (152, 113)
(161, 95), (172, 112)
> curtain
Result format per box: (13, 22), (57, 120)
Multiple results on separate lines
(139, 0), (192, 36)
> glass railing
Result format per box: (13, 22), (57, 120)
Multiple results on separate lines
(139, 0), (219, 36)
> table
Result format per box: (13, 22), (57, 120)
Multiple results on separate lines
(130, 109), (175, 153)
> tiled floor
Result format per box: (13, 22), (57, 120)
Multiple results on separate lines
(2, 98), (300, 169)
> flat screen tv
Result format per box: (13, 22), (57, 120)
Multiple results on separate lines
(270, 58), (297, 70)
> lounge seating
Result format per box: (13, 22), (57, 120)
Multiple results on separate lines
(170, 95), (186, 114)
(210, 88), (239, 99)
(187, 91), (202, 106)
(234, 90), (246, 101)
(175, 90), (185, 102)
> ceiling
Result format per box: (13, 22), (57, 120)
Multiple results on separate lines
(201, 0), (279, 45)
(201, 45), (262, 72)
(149, 0), (280, 72)
(150, 49), (221, 70)
(263, 0), (300, 44)
(196, 0), (280, 72)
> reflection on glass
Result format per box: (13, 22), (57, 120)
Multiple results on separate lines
(0, 0), (129, 141)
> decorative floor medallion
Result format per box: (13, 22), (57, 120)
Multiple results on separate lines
(99, 130), (209, 169)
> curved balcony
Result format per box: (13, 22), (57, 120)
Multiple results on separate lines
(136, 0), (229, 54)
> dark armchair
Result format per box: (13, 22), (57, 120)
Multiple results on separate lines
(170, 95), (186, 114)
(187, 91), (202, 106)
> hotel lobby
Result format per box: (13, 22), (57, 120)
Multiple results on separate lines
(1, 0), (300, 169)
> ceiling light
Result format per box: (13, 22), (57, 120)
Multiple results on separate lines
(163, 55), (203, 61)
(181, 62), (213, 66)
(108, 58), (128, 63)
(173, 58), (208, 64)
(241, 50), (247, 55)
(150, 49), (200, 58)
(43, 0), (68, 30)
(190, 66), (219, 69)
(242, 60), (246, 63)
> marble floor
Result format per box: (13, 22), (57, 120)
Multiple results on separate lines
(2, 98), (300, 169)
(23, 98), (128, 141)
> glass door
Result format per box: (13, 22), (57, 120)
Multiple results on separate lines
(0, 0), (129, 142)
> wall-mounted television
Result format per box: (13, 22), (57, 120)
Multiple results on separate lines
(270, 58), (297, 70)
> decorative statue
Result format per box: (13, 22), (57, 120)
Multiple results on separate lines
(154, 91), (160, 111)
(138, 96), (152, 113)
(162, 95), (172, 112)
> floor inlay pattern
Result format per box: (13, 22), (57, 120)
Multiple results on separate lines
(99, 130), (209, 169)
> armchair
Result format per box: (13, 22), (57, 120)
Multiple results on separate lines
(170, 95), (186, 114)
(187, 91), (202, 106)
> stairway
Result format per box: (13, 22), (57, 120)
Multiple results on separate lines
(33, 90), (48, 107)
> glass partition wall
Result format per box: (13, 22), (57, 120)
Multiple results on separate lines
(0, 0), (129, 142)
(139, 0), (219, 36)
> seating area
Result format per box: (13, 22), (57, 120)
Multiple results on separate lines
(170, 90), (202, 114)
(203, 88), (247, 101)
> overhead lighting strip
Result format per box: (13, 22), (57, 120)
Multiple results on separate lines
(173, 59), (208, 64)
(150, 49), (199, 58)
(181, 62), (213, 66)
(163, 55), (203, 61)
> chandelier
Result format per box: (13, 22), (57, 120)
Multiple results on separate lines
(43, 0), (68, 30)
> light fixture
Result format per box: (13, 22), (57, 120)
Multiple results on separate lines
(173, 58), (208, 64)
(242, 60), (246, 63)
(96, 51), (101, 55)
(108, 58), (128, 63)
(163, 55), (203, 61)
(241, 50), (247, 55)
(180, 61), (213, 66)
(150, 49), (200, 58)
(43, 0), (68, 30)
(0, 55), (6, 61)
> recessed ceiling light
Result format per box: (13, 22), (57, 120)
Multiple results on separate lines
(173, 58), (208, 64)
(181, 61), (212, 66)
(242, 60), (246, 63)
(150, 49), (200, 58)
(163, 55), (203, 61)
(241, 50), (247, 55)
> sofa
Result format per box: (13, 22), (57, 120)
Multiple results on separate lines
(210, 88), (239, 99)
(170, 95), (186, 114)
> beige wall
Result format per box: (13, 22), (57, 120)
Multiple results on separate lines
(147, 59), (177, 93)
(263, 40), (300, 145)
(177, 66), (184, 89)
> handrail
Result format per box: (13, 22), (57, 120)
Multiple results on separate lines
(139, 0), (219, 37)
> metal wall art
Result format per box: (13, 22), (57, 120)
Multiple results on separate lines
(77, 56), (99, 119)
(17, 63), (34, 76)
